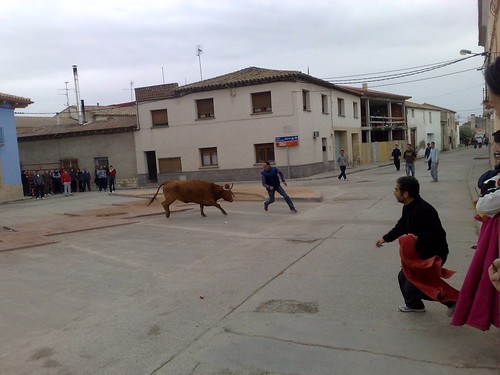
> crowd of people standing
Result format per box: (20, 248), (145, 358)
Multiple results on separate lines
(21, 165), (117, 199)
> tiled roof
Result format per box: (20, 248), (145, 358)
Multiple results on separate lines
(17, 116), (137, 141)
(406, 102), (456, 113)
(58, 103), (136, 117)
(0, 92), (33, 108)
(135, 83), (179, 102)
(175, 67), (361, 96)
(16, 116), (76, 128)
(338, 85), (411, 101)
(405, 101), (442, 110)
(421, 102), (456, 113)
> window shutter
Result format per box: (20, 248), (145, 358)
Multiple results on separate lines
(197, 99), (214, 118)
(151, 109), (168, 126)
(252, 92), (272, 112)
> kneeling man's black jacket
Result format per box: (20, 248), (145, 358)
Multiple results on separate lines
(383, 196), (449, 262)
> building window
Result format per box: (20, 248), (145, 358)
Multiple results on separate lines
(200, 147), (218, 166)
(196, 98), (215, 119)
(302, 90), (311, 111)
(322, 94), (329, 114)
(151, 109), (168, 127)
(411, 109), (415, 118)
(337, 98), (345, 117)
(252, 91), (272, 113)
(353, 102), (359, 118)
(93, 157), (108, 168)
(429, 112), (432, 123)
(255, 143), (275, 163)
(159, 157), (182, 173)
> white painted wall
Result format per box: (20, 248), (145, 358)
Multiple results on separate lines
(406, 106), (441, 156)
(135, 81), (361, 175)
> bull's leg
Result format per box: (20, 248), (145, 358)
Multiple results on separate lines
(199, 204), (207, 217)
(213, 203), (228, 215)
(161, 199), (174, 218)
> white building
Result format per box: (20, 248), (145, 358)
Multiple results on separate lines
(134, 67), (362, 183)
(406, 102), (443, 156)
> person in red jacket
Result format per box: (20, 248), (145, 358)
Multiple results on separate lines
(108, 166), (117, 193)
(61, 169), (72, 196)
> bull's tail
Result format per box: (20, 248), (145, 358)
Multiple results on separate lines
(146, 183), (166, 206)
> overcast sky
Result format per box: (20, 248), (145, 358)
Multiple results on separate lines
(3, 0), (483, 122)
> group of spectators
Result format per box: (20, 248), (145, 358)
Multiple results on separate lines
(21, 165), (117, 199)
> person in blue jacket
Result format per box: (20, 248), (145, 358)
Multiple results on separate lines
(261, 161), (297, 213)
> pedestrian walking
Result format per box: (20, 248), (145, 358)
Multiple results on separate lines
(391, 144), (401, 171)
(403, 144), (417, 177)
(261, 161), (297, 213)
(429, 142), (439, 182)
(375, 176), (458, 315)
(337, 150), (348, 181)
(424, 143), (431, 170)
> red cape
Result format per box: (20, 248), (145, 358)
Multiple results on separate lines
(399, 235), (459, 302)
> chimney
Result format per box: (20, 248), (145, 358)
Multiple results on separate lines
(72, 65), (84, 125)
(362, 83), (368, 90)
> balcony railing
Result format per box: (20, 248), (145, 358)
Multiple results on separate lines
(362, 116), (406, 128)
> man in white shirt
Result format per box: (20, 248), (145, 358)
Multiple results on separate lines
(429, 142), (439, 182)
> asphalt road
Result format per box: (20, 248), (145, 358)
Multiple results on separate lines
(0, 147), (498, 375)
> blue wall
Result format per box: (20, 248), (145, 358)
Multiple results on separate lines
(0, 103), (22, 185)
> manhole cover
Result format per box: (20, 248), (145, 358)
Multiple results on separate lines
(255, 299), (318, 314)
(95, 212), (128, 217)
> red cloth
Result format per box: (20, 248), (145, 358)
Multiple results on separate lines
(399, 235), (459, 302)
(451, 215), (499, 331)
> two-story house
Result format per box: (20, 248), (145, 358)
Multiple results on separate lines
(0, 92), (33, 201)
(406, 102), (443, 156)
(134, 67), (362, 183)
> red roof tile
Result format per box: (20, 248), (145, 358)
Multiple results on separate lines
(0, 92), (33, 108)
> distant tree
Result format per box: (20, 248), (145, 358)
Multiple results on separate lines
(459, 126), (473, 142)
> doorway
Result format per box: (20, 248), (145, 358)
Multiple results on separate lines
(145, 151), (157, 182)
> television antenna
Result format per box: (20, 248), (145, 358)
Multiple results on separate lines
(196, 45), (203, 80)
(122, 80), (135, 101)
(57, 81), (72, 107)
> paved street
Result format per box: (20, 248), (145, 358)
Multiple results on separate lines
(0, 147), (498, 375)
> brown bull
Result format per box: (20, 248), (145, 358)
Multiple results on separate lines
(147, 180), (234, 218)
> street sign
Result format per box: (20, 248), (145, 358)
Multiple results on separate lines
(275, 135), (299, 147)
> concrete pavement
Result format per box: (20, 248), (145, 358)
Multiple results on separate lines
(0, 147), (498, 375)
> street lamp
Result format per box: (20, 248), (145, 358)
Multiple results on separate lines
(459, 49), (489, 57)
